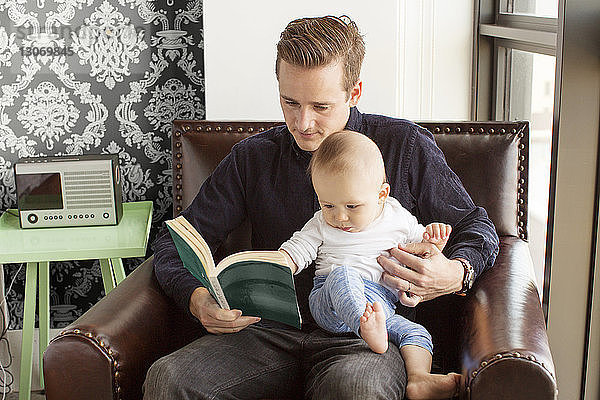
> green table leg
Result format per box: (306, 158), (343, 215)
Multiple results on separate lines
(19, 262), (37, 400)
(37, 261), (49, 390)
(111, 258), (126, 285)
(99, 259), (115, 295)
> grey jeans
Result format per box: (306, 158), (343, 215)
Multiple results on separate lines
(143, 320), (406, 400)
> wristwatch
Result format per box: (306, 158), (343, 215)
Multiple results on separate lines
(454, 258), (475, 296)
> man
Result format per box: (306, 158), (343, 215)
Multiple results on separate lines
(145, 15), (498, 400)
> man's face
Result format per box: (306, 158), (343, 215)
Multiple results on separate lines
(278, 60), (362, 152)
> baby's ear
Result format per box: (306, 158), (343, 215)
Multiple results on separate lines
(378, 182), (390, 203)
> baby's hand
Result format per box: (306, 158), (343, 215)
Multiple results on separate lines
(423, 223), (452, 251)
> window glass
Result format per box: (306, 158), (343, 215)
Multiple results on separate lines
(508, 49), (556, 295)
(511, 0), (558, 18)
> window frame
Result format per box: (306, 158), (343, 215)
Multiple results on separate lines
(473, 0), (557, 313)
(474, 4), (558, 121)
(474, 1), (600, 398)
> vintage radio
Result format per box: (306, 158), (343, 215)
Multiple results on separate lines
(14, 154), (123, 228)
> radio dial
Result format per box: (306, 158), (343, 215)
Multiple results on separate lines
(27, 214), (38, 224)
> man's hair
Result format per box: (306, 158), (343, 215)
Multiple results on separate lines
(276, 15), (365, 95)
(309, 130), (386, 185)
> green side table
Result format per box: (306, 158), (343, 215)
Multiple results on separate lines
(0, 201), (153, 400)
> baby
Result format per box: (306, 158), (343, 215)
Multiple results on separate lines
(279, 130), (459, 399)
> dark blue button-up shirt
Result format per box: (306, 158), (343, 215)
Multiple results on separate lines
(152, 108), (499, 326)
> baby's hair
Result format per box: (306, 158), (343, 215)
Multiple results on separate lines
(309, 130), (386, 185)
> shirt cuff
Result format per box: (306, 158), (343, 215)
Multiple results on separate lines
(448, 247), (485, 279)
(175, 277), (204, 322)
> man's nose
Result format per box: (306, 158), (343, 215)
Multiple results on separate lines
(296, 108), (315, 132)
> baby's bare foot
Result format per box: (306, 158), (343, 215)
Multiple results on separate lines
(359, 302), (388, 354)
(406, 372), (461, 399)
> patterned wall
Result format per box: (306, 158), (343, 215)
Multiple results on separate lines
(0, 0), (205, 329)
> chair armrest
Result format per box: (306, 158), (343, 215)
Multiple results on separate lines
(43, 256), (204, 400)
(461, 236), (557, 399)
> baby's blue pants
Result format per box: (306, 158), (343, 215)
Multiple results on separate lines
(309, 265), (433, 354)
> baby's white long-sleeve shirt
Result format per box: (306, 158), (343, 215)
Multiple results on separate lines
(279, 197), (426, 285)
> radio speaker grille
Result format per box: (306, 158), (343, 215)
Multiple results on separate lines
(63, 171), (114, 209)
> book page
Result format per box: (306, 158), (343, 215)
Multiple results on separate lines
(165, 222), (212, 290)
(215, 250), (291, 275)
(176, 216), (213, 264)
(166, 219), (211, 268)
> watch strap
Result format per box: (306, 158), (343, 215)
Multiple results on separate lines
(454, 258), (474, 296)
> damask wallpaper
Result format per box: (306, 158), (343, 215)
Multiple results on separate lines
(0, 0), (205, 329)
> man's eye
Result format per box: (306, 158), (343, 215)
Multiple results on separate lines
(346, 204), (360, 209)
(314, 105), (329, 111)
(285, 101), (299, 107)
(322, 204), (333, 209)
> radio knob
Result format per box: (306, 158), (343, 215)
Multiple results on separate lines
(27, 214), (38, 224)
(103, 212), (109, 219)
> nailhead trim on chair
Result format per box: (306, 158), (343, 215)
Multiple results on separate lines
(53, 329), (122, 399)
(171, 120), (530, 240)
(414, 121), (529, 241)
(464, 351), (558, 399)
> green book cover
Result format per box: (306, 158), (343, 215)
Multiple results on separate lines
(165, 224), (217, 301)
(216, 261), (301, 329)
(165, 217), (301, 329)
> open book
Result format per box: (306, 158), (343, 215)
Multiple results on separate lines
(165, 215), (302, 329)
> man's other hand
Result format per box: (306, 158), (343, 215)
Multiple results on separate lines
(189, 287), (261, 334)
(378, 242), (464, 302)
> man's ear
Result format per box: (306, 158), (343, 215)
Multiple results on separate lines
(348, 80), (362, 107)
(378, 182), (390, 203)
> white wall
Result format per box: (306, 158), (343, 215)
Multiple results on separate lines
(399, 1), (474, 120)
(204, 0), (473, 121)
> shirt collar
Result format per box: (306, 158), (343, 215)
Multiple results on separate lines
(345, 106), (363, 132)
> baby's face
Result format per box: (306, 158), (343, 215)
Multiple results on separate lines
(312, 170), (386, 233)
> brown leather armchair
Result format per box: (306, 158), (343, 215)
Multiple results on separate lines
(43, 120), (558, 400)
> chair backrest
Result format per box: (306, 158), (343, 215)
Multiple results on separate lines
(172, 119), (529, 246)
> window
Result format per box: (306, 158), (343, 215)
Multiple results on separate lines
(473, 0), (558, 315)
(508, 0), (558, 18)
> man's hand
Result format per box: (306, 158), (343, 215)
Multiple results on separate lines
(378, 242), (464, 303)
(189, 287), (261, 334)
